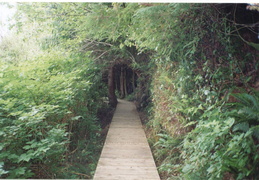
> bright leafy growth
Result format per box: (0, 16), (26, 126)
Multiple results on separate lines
(1, 2), (259, 179)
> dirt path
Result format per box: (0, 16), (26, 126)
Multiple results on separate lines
(93, 99), (160, 180)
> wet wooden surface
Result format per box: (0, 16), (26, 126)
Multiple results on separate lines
(94, 99), (160, 180)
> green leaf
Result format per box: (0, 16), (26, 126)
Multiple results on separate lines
(18, 153), (31, 162)
(119, 43), (125, 49)
(8, 154), (19, 161)
(182, 164), (193, 173)
(233, 122), (249, 132)
(0, 162), (8, 176)
(0, 144), (4, 151)
(225, 117), (235, 127)
(23, 145), (31, 150)
(13, 167), (26, 175)
(184, 121), (197, 128)
(71, 116), (83, 121)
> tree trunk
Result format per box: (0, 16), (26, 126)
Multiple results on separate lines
(108, 65), (117, 107)
(120, 66), (125, 99)
(124, 69), (128, 97)
(132, 70), (136, 92)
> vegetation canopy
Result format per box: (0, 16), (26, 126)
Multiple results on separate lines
(0, 2), (258, 179)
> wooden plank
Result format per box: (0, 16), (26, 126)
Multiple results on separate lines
(96, 157), (156, 167)
(93, 100), (160, 180)
(95, 166), (159, 176)
(94, 176), (159, 180)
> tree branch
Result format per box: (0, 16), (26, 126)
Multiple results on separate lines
(71, 171), (91, 178)
(93, 49), (112, 61)
(234, 21), (259, 28)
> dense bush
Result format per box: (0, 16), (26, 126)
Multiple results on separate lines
(182, 104), (259, 180)
(0, 48), (105, 178)
(130, 3), (259, 180)
(0, 2), (111, 178)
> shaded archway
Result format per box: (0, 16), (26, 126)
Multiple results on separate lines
(107, 64), (118, 107)
(113, 63), (137, 99)
(105, 62), (138, 107)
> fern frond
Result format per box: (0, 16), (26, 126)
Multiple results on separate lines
(241, 106), (259, 120)
(250, 125), (259, 140)
(134, 4), (168, 18)
(232, 122), (249, 133)
(232, 93), (252, 107)
(231, 93), (259, 123)
(246, 93), (259, 109)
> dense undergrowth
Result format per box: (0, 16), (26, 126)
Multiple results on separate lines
(1, 2), (259, 179)
(0, 53), (106, 178)
(0, 50), (107, 178)
(134, 4), (259, 180)
(0, 3), (109, 178)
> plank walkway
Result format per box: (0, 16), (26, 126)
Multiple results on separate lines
(94, 99), (160, 180)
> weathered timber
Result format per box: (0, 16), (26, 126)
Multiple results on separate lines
(94, 99), (160, 180)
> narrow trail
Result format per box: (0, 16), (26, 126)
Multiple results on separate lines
(94, 99), (160, 180)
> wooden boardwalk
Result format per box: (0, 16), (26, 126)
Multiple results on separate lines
(94, 99), (160, 180)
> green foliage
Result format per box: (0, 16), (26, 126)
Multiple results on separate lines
(84, 3), (139, 44)
(131, 4), (196, 56)
(0, 4), (107, 176)
(180, 91), (259, 180)
(230, 92), (259, 122)
(0, 49), (105, 178)
(229, 91), (259, 141)
(154, 133), (182, 178)
(132, 3), (259, 180)
(125, 93), (135, 101)
(2, 2), (259, 180)
(181, 106), (258, 180)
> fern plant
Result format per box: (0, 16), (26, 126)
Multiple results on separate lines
(229, 91), (259, 140)
(181, 106), (259, 180)
(154, 133), (182, 177)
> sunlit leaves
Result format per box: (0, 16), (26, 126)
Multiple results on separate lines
(0, 48), (105, 178)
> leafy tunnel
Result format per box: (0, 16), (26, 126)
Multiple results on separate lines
(104, 62), (138, 107)
(1, 2), (259, 180)
(113, 63), (137, 98)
